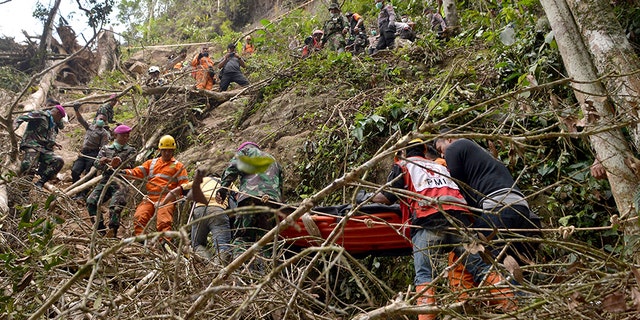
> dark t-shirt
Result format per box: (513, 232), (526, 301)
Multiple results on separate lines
(444, 139), (521, 208)
(222, 56), (242, 74)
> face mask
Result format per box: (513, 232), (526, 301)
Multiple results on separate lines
(202, 52), (209, 57)
(95, 119), (105, 127)
(401, 18), (407, 23)
(376, 2), (383, 10)
(56, 120), (65, 129)
(331, 12), (338, 19)
(371, 30), (377, 36)
(113, 141), (122, 150)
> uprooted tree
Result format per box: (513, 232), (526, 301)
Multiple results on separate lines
(3, 0), (640, 319)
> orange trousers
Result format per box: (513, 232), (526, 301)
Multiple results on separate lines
(133, 200), (174, 235)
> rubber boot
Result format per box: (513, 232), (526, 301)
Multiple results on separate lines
(448, 252), (476, 301)
(484, 272), (517, 312)
(415, 283), (437, 320)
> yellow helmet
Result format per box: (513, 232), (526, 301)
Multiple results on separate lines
(408, 138), (424, 145)
(158, 135), (176, 150)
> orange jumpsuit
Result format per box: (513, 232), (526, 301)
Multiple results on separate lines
(190, 54), (216, 90)
(243, 43), (255, 55)
(124, 157), (188, 235)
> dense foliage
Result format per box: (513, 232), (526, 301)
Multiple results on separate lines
(2, 0), (640, 318)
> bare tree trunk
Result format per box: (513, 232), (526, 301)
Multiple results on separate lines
(96, 28), (118, 75)
(565, 0), (640, 151)
(540, 0), (640, 261)
(36, 0), (62, 69)
(442, 0), (459, 31)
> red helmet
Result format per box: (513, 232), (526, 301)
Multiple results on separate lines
(313, 29), (324, 36)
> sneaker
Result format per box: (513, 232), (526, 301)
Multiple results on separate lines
(194, 245), (212, 260)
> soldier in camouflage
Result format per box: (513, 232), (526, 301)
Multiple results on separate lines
(71, 105), (110, 187)
(86, 125), (137, 237)
(97, 94), (119, 124)
(322, 3), (348, 52)
(14, 104), (66, 188)
(216, 142), (283, 247)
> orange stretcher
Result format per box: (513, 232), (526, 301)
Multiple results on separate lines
(279, 204), (413, 256)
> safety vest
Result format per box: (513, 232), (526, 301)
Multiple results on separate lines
(125, 157), (188, 201)
(398, 156), (469, 219)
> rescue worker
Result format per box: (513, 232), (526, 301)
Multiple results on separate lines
(396, 14), (416, 42)
(86, 125), (137, 237)
(123, 135), (188, 236)
(190, 46), (217, 90)
(424, 7), (447, 38)
(242, 35), (255, 56)
(374, 0), (396, 52)
(70, 105), (110, 189)
(145, 66), (166, 87)
(218, 43), (250, 92)
(345, 11), (365, 36)
(435, 131), (542, 262)
(371, 139), (516, 319)
(215, 142), (283, 250)
(436, 131), (544, 309)
(14, 103), (66, 188)
(345, 27), (370, 54)
(322, 2), (348, 52)
(162, 169), (238, 260)
(302, 30), (324, 58)
(97, 94), (119, 124)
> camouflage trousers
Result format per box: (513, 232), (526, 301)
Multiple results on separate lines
(20, 148), (64, 184)
(232, 198), (279, 247)
(86, 180), (128, 230)
(325, 33), (346, 52)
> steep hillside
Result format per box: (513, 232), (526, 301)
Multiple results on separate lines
(3, 0), (640, 319)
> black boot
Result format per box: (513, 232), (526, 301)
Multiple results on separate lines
(106, 227), (118, 238)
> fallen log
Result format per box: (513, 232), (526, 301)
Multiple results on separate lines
(65, 175), (102, 197)
(141, 85), (243, 103)
(63, 167), (97, 193)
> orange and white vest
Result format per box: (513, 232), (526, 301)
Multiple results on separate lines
(398, 156), (469, 219)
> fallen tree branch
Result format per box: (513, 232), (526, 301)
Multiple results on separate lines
(141, 85), (243, 102)
(65, 174), (102, 197)
(63, 167), (97, 192)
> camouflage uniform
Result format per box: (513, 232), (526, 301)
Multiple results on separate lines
(86, 142), (137, 234)
(96, 102), (115, 124)
(219, 145), (283, 245)
(15, 110), (64, 186)
(347, 32), (370, 54)
(71, 123), (110, 183)
(322, 15), (348, 52)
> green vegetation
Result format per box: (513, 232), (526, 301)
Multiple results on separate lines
(3, 0), (640, 318)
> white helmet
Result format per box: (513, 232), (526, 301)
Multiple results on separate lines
(148, 66), (160, 74)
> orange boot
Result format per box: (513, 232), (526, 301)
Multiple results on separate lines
(484, 272), (517, 312)
(415, 283), (437, 320)
(448, 252), (476, 301)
